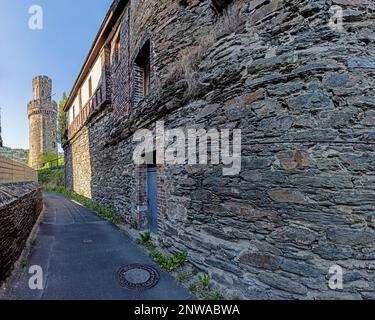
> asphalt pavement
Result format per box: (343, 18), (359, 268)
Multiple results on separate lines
(2, 193), (192, 300)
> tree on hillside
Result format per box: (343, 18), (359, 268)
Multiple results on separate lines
(57, 92), (68, 146)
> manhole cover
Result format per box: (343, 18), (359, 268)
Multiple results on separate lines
(116, 264), (160, 290)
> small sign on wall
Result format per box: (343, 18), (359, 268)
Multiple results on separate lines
(137, 205), (148, 212)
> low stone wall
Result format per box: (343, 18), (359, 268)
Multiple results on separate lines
(0, 182), (43, 283)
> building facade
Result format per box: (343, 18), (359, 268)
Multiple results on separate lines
(28, 76), (58, 168)
(64, 0), (375, 299)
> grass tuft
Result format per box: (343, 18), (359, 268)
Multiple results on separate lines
(163, 1), (245, 96)
(136, 231), (156, 250)
(149, 250), (188, 272)
(21, 260), (28, 269)
(30, 239), (38, 247)
(198, 273), (211, 289)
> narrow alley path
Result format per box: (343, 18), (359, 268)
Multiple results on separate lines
(2, 193), (192, 300)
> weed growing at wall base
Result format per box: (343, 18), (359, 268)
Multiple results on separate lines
(136, 231), (188, 272)
(136, 230), (156, 250)
(198, 273), (211, 289)
(149, 250), (188, 272)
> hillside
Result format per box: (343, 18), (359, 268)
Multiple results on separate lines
(0, 147), (29, 164)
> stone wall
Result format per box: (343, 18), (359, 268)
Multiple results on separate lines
(65, 127), (92, 198)
(65, 0), (375, 299)
(0, 182), (43, 283)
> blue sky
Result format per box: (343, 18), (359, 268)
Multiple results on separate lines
(0, 0), (112, 149)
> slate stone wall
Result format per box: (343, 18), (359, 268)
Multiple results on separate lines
(0, 182), (43, 283)
(65, 0), (375, 299)
(65, 127), (92, 198)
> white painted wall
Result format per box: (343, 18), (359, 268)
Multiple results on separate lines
(69, 106), (74, 124)
(67, 52), (103, 124)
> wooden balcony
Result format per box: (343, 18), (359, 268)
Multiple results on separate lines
(67, 84), (109, 141)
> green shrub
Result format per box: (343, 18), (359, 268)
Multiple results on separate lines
(188, 283), (198, 293)
(136, 231), (156, 250)
(178, 273), (191, 283)
(198, 274), (211, 289)
(38, 168), (65, 190)
(137, 230), (152, 244)
(150, 250), (188, 272)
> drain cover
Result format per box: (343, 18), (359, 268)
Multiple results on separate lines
(116, 264), (160, 290)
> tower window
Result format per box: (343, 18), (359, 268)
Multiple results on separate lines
(134, 40), (151, 105)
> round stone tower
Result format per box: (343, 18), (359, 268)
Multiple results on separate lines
(28, 76), (58, 168)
